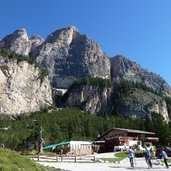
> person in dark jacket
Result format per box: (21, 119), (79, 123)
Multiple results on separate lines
(143, 147), (152, 168)
(160, 147), (169, 168)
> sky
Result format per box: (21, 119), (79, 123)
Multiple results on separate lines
(0, 0), (171, 85)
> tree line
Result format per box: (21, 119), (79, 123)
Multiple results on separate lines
(0, 107), (171, 151)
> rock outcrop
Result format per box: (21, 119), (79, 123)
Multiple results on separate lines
(0, 26), (171, 120)
(0, 29), (30, 56)
(1, 27), (170, 95)
(30, 26), (111, 88)
(0, 54), (52, 116)
(29, 35), (44, 53)
(65, 83), (169, 121)
(110, 55), (171, 96)
(115, 88), (169, 121)
(65, 84), (113, 115)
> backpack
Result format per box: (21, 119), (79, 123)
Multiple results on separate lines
(144, 150), (151, 158)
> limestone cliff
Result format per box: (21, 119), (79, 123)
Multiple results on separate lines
(110, 55), (171, 96)
(114, 88), (169, 121)
(0, 29), (30, 56)
(31, 26), (111, 88)
(1, 27), (171, 96)
(29, 34), (44, 53)
(64, 81), (170, 121)
(0, 54), (52, 116)
(1, 26), (171, 120)
(65, 84), (113, 115)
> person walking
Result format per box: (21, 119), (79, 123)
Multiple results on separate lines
(128, 146), (134, 168)
(160, 147), (169, 168)
(143, 147), (153, 168)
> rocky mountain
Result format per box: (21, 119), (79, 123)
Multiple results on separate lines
(114, 88), (169, 121)
(64, 80), (170, 121)
(29, 34), (44, 53)
(0, 29), (30, 56)
(65, 84), (113, 115)
(0, 52), (52, 116)
(1, 26), (170, 95)
(30, 26), (111, 88)
(0, 27), (111, 89)
(0, 26), (171, 120)
(111, 55), (171, 96)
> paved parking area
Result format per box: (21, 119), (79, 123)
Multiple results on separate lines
(37, 153), (170, 171)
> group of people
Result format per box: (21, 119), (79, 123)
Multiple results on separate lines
(128, 146), (169, 168)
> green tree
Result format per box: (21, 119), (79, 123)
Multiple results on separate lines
(150, 113), (171, 145)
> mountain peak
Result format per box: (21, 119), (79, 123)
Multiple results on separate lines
(29, 34), (44, 52)
(0, 28), (30, 55)
(11, 28), (29, 42)
(114, 54), (127, 59)
(66, 25), (78, 32)
(14, 28), (27, 34)
(112, 55), (136, 64)
(111, 54), (171, 96)
(45, 26), (79, 46)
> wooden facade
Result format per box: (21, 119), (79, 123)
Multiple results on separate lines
(93, 128), (159, 153)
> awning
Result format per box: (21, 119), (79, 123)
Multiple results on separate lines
(43, 141), (70, 150)
(145, 137), (159, 142)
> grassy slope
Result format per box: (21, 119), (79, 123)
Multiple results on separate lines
(0, 149), (61, 171)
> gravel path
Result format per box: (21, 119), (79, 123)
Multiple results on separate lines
(36, 153), (170, 171)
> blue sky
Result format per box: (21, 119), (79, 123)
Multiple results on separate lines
(0, 0), (171, 85)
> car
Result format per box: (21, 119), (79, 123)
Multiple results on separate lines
(155, 146), (171, 158)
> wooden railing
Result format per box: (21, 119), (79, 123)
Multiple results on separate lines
(32, 154), (96, 163)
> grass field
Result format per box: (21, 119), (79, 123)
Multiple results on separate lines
(99, 151), (128, 162)
(0, 148), (62, 171)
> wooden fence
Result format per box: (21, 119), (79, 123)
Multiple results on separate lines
(32, 154), (96, 163)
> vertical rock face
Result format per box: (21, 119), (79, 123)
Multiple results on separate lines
(0, 29), (30, 56)
(110, 55), (171, 96)
(29, 35), (44, 53)
(115, 88), (169, 121)
(31, 26), (111, 88)
(0, 55), (52, 116)
(1, 27), (170, 96)
(65, 84), (170, 121)
(65, 85), (113, 115)
(0, 26), (171, 120)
